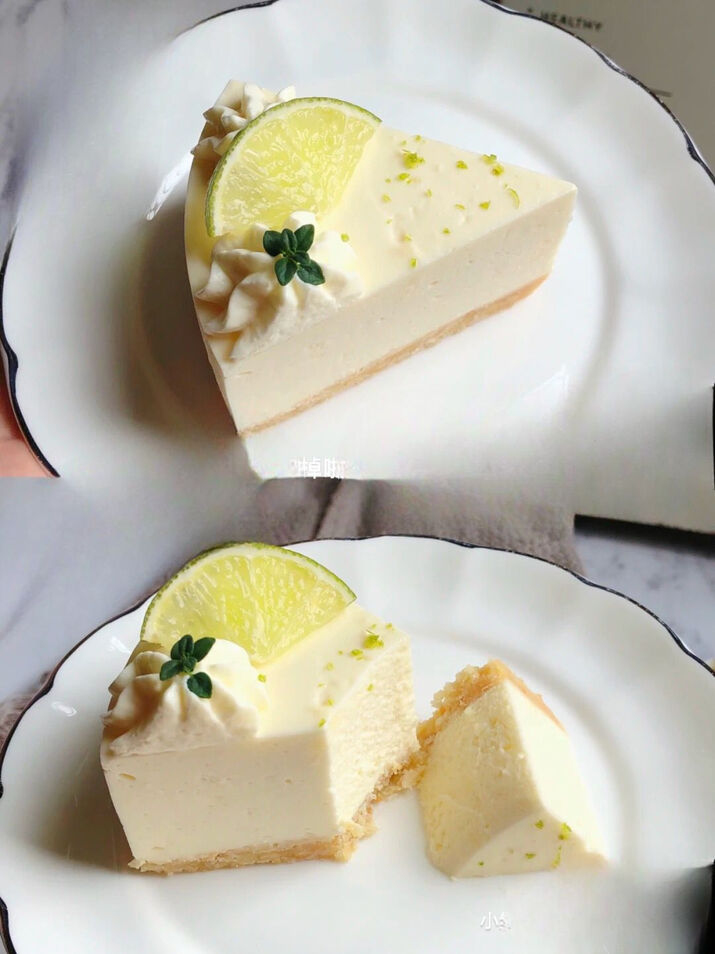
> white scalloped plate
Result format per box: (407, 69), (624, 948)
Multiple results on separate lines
(1, 537), (713, 953)
(2, 0), (715, 530)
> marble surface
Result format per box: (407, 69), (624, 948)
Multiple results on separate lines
(576, 519), (714, 663)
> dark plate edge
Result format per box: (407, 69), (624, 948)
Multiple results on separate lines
(478, 0), (715, 494)
(178, 0), (280, 34)
(0, 589), (150, 953)
(0, 532), (713, 952)
(0, 237), (59, 477)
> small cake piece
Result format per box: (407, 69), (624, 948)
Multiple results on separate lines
(417, 660), (605, 878)
(100, 543), (418, 874)
(186, 82), (577, 433)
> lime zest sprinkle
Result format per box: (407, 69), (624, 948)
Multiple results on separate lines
(491, 163), (505, 176)
(425, 188), (433, 197)
(350, 648), (364, 658)
(341, 232), (350, 242)
(535, 819), (544, 829)
(504, 185), (520, 207)
(410, 257), (417, 268)
(552, 844), (563, 869)
(402, 149), (425, 169)
(402, 233), (412, 242)
(385, 217), (393, 224)
(455, 203), (466, 210)
(382, 193), (391, 203)
(558, 822), (572, 841)
(414, 134), (424, 142)
(325, 661), (335, 671)
(317, 682), (325, 688)
(456, 159), (468, 169)
(326, 698), (334, 706)
(385, 177), (392, 183)
(257, 673), (267, 683)
(367, 683), (374, 691)
(318, 718), (326, 728)
(525, 852), (536, 860)
(478, 860), (485, 866)
(479, 200), (491, 209)
(442, 227), (451, 234)
(364, 632), (384, 649)
(386, 622), (394, 630)
(397, 172), (412, 182)
(481, 153), (497, 164)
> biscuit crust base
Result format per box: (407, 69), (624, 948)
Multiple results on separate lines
(237, 275), (547, 435)
(130, 754), (414, 875)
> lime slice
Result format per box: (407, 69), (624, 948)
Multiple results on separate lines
(140, 542), (356, 664)
(205, 97), (380, 237)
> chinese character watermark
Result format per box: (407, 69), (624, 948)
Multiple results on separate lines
(479, 912), (511, 932)
(289, 457), (350, 479)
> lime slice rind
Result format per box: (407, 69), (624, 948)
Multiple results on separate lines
(205, 97), (381, 238)
(140, 542), (356, 665)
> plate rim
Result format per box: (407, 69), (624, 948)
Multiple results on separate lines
(1, 532), (713, 953)
(0, 238), (57, 477)
(0, 0), (713, 492)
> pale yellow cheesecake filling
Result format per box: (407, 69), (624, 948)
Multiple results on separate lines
(418, 665), (605, 878)
(185, 82), (576, 432)
(101, 604), (418, 870)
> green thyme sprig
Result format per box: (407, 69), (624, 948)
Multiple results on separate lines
(159, 634), (216, 698)
(262, 224), (325, 287)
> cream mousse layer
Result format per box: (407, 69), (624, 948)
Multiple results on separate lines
(417, 661), (604, 878)
(101, 604), (418, 873)
(185, 83), (576, 433)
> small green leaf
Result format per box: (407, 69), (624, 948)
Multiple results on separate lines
(171, 635), (194, 660)
(275, 257), (298, 286)
(159, 659), (182, 681)
(262, 230), (283, 257)
(281, 228), (297, 253)
(186, 671), (213, 699)
(297, 260), (325, 285)
(192, 637), (216, 662)
(294, 223), (315, 252)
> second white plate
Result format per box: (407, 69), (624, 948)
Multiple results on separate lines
(1, 537), (713, 953)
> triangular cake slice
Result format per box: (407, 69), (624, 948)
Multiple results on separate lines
(417, 660), (605, 877)
(186, 82), (576, 434)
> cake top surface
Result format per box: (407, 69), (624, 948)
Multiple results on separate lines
(186, 81), (576, 366)
(102, 603), (409, 755)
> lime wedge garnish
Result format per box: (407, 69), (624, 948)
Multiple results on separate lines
(140, 542), (356, 665)
(205, 97), (380, 237)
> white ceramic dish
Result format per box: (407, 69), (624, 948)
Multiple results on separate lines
(1, 0), (714, 530)
(1, 536), (713, 953)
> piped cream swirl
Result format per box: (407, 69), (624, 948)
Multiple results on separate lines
(103, 640), (267, 756)
(192, 80), (296, 162)
(196, 211), (364, 360)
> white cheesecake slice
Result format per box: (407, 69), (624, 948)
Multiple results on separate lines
(417, 661), (604, 878)
(101, 604), (418, 873)
(185, 82), (576, 434)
